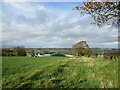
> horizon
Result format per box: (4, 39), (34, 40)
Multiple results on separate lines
(1, 47), (119, 49)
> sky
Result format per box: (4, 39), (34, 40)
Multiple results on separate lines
(1, 2), (118, 48)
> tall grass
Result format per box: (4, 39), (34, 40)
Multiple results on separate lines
(2, 56), (118, 88)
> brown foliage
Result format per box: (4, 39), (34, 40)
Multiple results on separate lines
(72, 41), (91, 57)
(75, 1), (120, 27)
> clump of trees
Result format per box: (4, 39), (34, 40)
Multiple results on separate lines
(2, 48), (12, 56)
(103, 53), (119, 61)
(2, 46), (26, 56)
(72, 41), (91, 57)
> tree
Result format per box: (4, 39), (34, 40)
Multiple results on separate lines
(2, 48), (11, 56)
(75, 1), (120, 27)
(13, 46), (26, 56)
(72, 41), (91, 57)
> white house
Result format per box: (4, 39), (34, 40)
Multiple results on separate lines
(35, 54), (44, 57)
(38, 54), (43, 57)
(34, 54), (51, 57)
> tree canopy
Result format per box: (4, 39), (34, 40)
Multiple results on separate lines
(13, 46), (26, 56)
(2, 46), (27, 56)
(75, 1), (120, 27)
(72, 41), (91, 56)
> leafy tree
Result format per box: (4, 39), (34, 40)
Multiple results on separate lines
(13, 46), (26, 56)
(2, 46), (26, 56)
(72, 41), (91, 57)
(2, 49), (11, 56)
(13, 47), (18, 56)
(75, 1), (120, 27)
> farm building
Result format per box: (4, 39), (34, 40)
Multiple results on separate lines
(51, 53), (66, 57)
(65, 54), (74, 57)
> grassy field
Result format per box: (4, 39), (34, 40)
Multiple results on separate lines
(2, 56), (118, 88)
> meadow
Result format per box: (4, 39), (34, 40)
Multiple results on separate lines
(2, 56), (118, 88)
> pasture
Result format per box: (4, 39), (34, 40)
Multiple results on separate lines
(2, 56), (118, 88)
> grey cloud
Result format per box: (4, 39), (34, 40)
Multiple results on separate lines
(2, 3), (118, 48)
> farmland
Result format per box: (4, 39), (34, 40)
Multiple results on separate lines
(2, 56), (118, 88)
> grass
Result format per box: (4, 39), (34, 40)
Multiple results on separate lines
(2, 56), (118, 88)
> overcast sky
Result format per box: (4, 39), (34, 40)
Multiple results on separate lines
(1, 2), (118, 48)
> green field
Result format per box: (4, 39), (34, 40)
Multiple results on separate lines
(2, 56), (118, 88)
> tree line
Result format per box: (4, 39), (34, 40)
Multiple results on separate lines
(2, 46), (27, 56)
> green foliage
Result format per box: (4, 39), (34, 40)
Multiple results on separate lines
(13, 46), (26, 56)
(2, 56), (118, 88)
(27, 50), (35, 56)
(2, 46), (27, 56)
(72, 41), (91, 57)
(2, 49), (11, 56)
